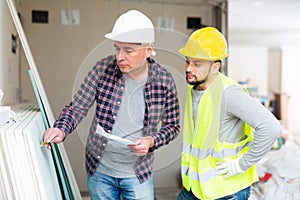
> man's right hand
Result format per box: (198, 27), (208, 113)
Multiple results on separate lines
(42, 127), (66, 149)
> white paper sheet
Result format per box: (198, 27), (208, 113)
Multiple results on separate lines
(96, 124), (136, 145)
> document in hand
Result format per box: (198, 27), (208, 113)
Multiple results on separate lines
(96, 124), (136, 145)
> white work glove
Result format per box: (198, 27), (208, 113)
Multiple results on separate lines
(216, 157), (245, 179)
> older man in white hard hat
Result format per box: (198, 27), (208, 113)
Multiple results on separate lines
(42, 10), (180, 200)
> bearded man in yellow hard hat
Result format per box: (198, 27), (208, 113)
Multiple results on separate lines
(177, 27), (281, 200)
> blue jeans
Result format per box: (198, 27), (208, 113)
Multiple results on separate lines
(88, 171), (154, 200)
(178, 186), (251, 200)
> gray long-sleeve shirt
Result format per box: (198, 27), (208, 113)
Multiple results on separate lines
(192, 85), (281, 171)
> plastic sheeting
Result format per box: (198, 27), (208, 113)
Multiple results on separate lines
(250, 134), (300, 200)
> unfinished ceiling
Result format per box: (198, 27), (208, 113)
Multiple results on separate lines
(228, 0), (300, 32)
(119, 0), (300, 33)
(117, 0), (224, 6)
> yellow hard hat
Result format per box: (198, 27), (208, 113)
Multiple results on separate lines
(178, 27), (228, 61)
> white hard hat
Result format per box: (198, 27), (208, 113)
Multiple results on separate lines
(105, 10), (155, 43)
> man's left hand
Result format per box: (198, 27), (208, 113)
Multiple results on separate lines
(215, 157), (245, 179)
(128, 136), (154, 156)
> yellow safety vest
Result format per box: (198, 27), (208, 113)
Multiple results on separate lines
(181, 73), (258, 200)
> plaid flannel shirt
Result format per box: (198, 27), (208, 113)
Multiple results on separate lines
(54, 55), (180, 183)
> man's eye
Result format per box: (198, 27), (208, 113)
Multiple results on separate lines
(125, 49), (134, 53)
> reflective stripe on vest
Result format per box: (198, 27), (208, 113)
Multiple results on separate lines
(181, 73), (258, 200)
(182, 142), (252, 159)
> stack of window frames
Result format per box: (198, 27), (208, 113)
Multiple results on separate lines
(0, 105), (62, 199)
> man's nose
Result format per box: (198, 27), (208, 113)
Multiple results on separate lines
(116, 50), (126, 59)
(185, 61), (193, 71)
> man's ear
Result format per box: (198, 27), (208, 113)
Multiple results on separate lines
(212, 62), (221, 73)
(145, 44), (154, 58)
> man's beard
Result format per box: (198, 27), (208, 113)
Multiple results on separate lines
(186, 73), (207, 87)
(187, 78), (206, 86)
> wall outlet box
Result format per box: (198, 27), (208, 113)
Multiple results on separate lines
(32, 10), (49, 23)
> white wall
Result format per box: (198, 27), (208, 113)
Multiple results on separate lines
(228, 46), (268, 96)
(228, 2), (300, 136)
(281, 46), (300, 133)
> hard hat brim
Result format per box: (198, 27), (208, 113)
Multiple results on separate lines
(104, 29), (154, 43)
